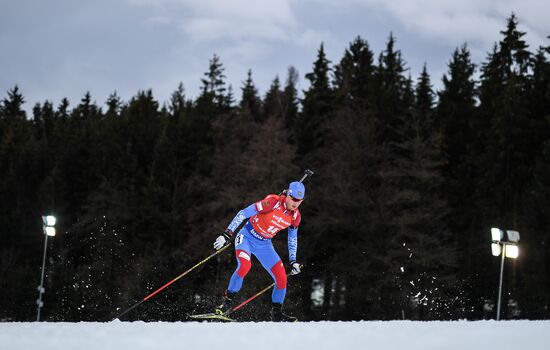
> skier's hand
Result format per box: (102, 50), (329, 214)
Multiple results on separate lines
(289, 261), (301, 275)
(213, 230), (233, 250)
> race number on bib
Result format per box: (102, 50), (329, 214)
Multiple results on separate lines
(235, 233), (244, 246)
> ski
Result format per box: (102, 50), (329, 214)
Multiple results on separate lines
(188, 312), (236, 322)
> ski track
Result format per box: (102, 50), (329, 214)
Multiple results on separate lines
(0, 320), (549, 350)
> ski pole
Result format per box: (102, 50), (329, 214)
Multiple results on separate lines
(114, 243), (232, 320)
(227, 267), (303, 316)
(228, 283), (275, 315)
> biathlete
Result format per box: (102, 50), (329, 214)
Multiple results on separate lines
(212, 181), (306, 321)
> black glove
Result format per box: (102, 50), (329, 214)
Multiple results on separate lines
(213, 229), (233, 250)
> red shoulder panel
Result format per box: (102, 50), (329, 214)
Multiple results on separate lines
(254, 194), (280, 213)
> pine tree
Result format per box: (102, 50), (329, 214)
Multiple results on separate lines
(105, 92), (123, 119)
(190, 56), (234, 178)
(519, 42), (550, 319)
(297, 43), (333, 156)
(1, 85), (27, 120)
(283, 66), (300, 130)
(72, 92), (101, 120)
(264, 76), (283, 118)
(437, 44), (477, 166)
(0, 87), (51, 321)
(415, 64), (434, 119)
(168, 83), (186, 119)
(240, 69), (262, 119)
(123, 89), (161, 177)
(333, 36), (375, 109)
(372, 33), (409, 142)
(149, 110), (191, 249)
(436, 44), (480, 302)
(225, 84), (236, 109)
(473, 15), (538, 318)
(478, 14), (533, 228)
(35, 101), (57, 140)
(56, 98), (70, 120)
(199, 54), (230, 111)
(530, 48), (550, 128)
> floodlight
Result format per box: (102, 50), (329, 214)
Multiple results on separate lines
(42, 215), (56, 226)
(37, 214), (58, 321)
(505, 244), (519, 259)
(490, 227), (521, 321)
(44, 226), (56, 237)
(491, 243), (502, 257)
(506, 230), (520, 243)
(491, 228), (503, 241)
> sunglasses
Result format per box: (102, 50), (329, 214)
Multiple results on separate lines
(289, 196), (303, 203)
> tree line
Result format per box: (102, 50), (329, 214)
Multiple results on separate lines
(1, 14), (549, 321)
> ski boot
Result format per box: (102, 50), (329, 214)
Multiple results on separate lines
(215, 291), (236, 316)
(270, 303), (297, 322)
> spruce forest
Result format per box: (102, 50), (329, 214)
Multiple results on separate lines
(1, 15), (549, 322)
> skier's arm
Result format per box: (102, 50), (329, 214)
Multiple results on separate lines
(214, 204), (259, 250)
(226, 195), (278, 233)
(226, 204), (259, 233)
(288, 227), (301, 274)
(288, 226), (298, 262)
(288, 208), (301, 274)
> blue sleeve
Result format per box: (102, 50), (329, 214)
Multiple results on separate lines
(226, 204), (258, 233)
(288, 227), (298, 262)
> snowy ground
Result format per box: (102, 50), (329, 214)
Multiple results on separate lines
(1, 320), (549, 350)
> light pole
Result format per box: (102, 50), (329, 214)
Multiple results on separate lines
(491, 227), (520, 321)
(37, 215), (56, 322)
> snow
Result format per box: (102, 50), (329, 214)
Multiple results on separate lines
(0, 320), (549, 350)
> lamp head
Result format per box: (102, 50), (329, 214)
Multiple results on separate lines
(505, 244), (519, 259)
(43, 226), (56, 236)
(491, 243), (502, 256)
(42, 215), (57, 227)
(491, 228), (503, 242)
(506, 230), (520, 243)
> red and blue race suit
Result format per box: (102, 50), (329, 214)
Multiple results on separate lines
(225, 194), (300, 303)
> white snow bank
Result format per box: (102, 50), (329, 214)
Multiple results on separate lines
(0, 320), (548, 350)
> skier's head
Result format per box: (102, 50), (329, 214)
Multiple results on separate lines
(288, 181), (305, 200)
(286, 181), (305, 210)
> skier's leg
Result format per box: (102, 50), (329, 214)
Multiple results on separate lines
(269, 260), (287, 303)
(255, 242), (287, 303)
(253, 241), (296, 321)
(216, 232), (252, 314)
(227, 232), (252, 293)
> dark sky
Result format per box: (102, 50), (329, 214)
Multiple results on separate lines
(1, 0), (548, 114)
